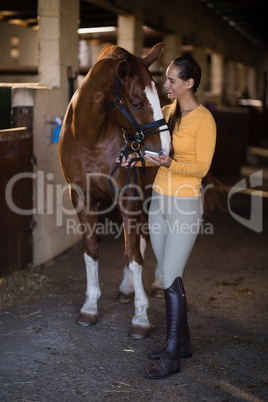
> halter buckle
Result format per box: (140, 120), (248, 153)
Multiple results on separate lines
(135, 131), (144, 142)
(115, 99), (123, 108)
(131, 142), (140, 151)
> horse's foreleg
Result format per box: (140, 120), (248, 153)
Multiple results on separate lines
(128, 259), (150, 339)
(76, 252), (101, 326)
(121, 214), (150, 339)
(70, 187), (101, 327)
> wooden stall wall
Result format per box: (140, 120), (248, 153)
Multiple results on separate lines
(0, 128), (33, 277)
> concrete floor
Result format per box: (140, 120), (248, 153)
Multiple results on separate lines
(0, 179), (267, 401)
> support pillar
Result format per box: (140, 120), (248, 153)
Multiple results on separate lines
(117, 11), (143, 56)
(163, 34), (182, 69)
(223, 59), (237, 106)
(161, 34), (182, 86)
(236, 62), (247, 97)
(193, 47), (207, 105)
(30, 0), (81, 266)
(38, 0), (79, 93)
(247, 67), (256, 99)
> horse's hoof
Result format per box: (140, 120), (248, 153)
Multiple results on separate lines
(76, 313), (98, 327)
(117, 291), (134, 304)
(128, 325), (150, 340)
(151, 288), (165, 299)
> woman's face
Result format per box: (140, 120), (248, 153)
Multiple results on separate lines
(164, 64), (189, 101)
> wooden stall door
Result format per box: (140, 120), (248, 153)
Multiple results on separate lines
(0, 128), (33, 277)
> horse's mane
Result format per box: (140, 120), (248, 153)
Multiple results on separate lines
(98, 45), (152, 89)
(98, 45), (133, 61)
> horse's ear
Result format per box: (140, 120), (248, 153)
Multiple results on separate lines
(142, 42), (164, 67)
(116, 60), (131, 80)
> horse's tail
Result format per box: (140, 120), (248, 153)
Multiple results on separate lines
(202, 174), (229, 212)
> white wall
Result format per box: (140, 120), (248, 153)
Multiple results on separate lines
(32, 87), (81, 264)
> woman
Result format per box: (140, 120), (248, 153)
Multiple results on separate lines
(121, 56), (216, 379)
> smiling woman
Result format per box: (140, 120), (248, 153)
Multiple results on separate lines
(143, 56), (217, 380)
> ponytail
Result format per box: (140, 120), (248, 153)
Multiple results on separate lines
(167, 100), (181, 136)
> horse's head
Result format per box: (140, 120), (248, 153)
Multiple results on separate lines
(102, 43), (171, 157)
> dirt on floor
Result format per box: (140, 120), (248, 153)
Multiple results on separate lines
(0, 193), (267, 402)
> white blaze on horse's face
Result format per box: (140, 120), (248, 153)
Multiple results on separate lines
(145, 81), (171, 155)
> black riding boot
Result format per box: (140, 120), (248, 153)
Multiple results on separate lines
(148, 291), (192, 360)
(146, 277), (187, 379)
(148, 321), (192, 360)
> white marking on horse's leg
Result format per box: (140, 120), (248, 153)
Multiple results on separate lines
(118, 236), (147, 295)
(80, 252), (101, 316)
(119, 266), (134, 294)
(152, 264), (164, 290)
(140, 235), (147, 259)
(128, 261), (150, 328)
(119, 236), (147, 295)
(145, 81), (171, 155)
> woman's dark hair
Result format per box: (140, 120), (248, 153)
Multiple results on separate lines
(167, 57), (201, 137)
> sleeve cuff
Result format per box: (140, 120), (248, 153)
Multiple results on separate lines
(168, 159), (177, 171)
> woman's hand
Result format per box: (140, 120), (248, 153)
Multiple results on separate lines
(144, 153), (172, 168)
(116, 153), (136, 167)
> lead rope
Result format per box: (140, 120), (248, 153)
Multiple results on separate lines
(108, 133), (145, 195)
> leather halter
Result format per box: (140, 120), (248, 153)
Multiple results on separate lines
(105, 76), (167, 194)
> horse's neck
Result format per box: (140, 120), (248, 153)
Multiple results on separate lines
(73, 60), (121, 145)
(73, 85), (105, 130)
(73, 89), (122, 148)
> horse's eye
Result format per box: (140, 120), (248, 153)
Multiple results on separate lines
(132, 104), (142, 110)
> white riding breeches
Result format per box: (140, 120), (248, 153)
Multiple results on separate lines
(149, 191), (202, 289)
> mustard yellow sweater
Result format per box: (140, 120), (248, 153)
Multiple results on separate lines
(153, 104), (216, 197)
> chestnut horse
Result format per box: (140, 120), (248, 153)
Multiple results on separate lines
(59, 43), (171, 339)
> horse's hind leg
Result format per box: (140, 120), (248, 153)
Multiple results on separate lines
(140, 233), (164, 299)
(151, 264), (164, 298)
(117, 232), (147, 304)
(70, 187), (101, 327)
(117, 266), (135, 303)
